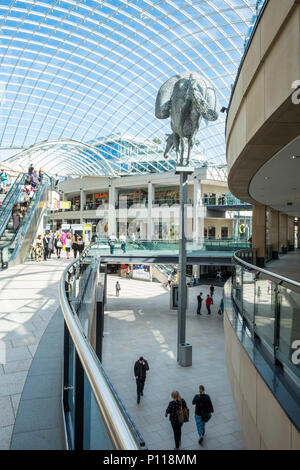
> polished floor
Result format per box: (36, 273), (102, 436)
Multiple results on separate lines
(0, 258), (68, 449)
(102, 276), (244, 451)
(267, 250), (300, 282)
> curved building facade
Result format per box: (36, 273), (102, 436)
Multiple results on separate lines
(225, 0), (300, 450)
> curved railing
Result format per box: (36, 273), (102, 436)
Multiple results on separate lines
(60, 246), (146, 450)
(228, 248), (300, 430)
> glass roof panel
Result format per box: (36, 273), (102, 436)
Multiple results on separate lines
(0, 0), (262, 176)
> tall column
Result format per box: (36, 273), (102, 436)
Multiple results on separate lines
(252, 204), (266, 267)
(193, 176), (201, 242)
(269, 209), (279, 258)
(297, 219), (300, 249)
(80, 188), (86, 224)
(288, 216), (295, 250)
(178, 170), (189, 364)
(147, 180), (153, 241)
(279, 213), (288, 253)
(108, 183), (117, 236)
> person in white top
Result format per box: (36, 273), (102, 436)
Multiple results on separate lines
(65, 234), (72, 259)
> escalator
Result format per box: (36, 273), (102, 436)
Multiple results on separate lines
(0, 173), (53, 269)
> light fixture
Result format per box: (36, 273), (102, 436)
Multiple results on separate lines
(264, 176), (271, 180)
(291, 155), (300, 159)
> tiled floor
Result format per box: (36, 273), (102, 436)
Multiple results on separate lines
(102, 276), (244, 450)
(267, 250), (300, 282)
(0, 259), (68, 449)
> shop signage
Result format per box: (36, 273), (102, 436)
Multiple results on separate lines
(56, 201), (71, 209)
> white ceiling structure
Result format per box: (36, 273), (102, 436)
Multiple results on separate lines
(0, 0), (259, 176)
(249, 135), (300, 218)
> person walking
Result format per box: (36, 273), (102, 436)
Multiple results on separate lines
(134, 356), (149, 404)
(28, 163), (34, 176)
(65, 234), (72, 259)
(108, 234), (116, 254)
(77, 235), (84, 255)
(42, 233), (49, 261)
(124, 265), (130, 279)
(34, 235), (43, 262)
(193, 272), (197, 286)
(119, 233), (127, 253)
(55, 234), (63, 259)
(209, 284), (215, 304)
(47, 232), (54, 258)
(218, 297), (224, 316)
(0, 169), (9, 194)
(197, 292), (203, 315)
(72, 233), (79, 259)
(206, 294), (212, 315)
(115, 280), (121, 297)
(165, 391), (188, 450)
(192, 385), (214, 445)
(167, 273), (172, 287)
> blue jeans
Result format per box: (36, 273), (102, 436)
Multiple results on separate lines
(195, 414), (205, 437)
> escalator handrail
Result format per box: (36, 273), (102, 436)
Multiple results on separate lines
(0, 173), (27, 238)
(0, 179), (49, 266)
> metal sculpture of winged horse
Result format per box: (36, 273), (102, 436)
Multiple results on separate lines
(155, 72), (219, 166)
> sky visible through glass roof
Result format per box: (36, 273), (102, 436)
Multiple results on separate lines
(0, 0), (258, 175)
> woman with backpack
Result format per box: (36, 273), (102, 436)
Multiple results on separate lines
(165, 390), (189, 450)
(192, 385), (214, 445)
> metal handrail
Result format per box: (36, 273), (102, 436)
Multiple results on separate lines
(59, 249), (143, 450)
(233, 250), (300, 290)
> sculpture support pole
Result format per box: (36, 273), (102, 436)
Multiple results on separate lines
(177, 170), (188, 362)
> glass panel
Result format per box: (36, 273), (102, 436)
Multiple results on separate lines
(242, 268), (255, 329)
(278, 285), (300, 380)
(254, 278), (275, 350)
(233, 265), (243, 312)
(68, 335), (75, 447)
(83, 373), (115, 450)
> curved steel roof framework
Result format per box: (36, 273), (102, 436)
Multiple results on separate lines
(0, 0), (257, 176)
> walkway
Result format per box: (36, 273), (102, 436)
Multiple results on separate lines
(267, 250), (300, 282)
(0, 259), (68, 449)
(102, 276), (244, 450)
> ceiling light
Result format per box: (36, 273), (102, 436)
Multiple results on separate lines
(291, 155), (300, 159)
(264, 176), (271, 180)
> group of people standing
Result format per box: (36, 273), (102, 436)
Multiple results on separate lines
(196, 284), (224, 316)
(134, 356), (214, 450)
(32, 231), (85, 262)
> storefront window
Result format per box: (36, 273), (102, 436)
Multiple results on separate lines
(118, 189), (147, 208)
(154, 187), (179, 205)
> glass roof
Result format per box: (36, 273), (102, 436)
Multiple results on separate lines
(0, 0), (259, 176)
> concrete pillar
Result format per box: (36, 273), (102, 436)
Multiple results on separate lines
(288, 216), (295, 249)
(108, 183), (117, 236)
(252, 205), (266, 267)
(297, 219), (300, 249)
(269, 209), (279, 258)
(279, 213), (288, 253)
(147, 180), (153, 240)
(80, 188), (86, 224)
(193, 177), (201, 242)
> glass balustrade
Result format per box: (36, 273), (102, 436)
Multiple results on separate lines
(231, 250), (300, 385)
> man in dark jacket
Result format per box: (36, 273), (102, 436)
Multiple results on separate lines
(197, 292), (203, 315)
(192, 385), (214, 444)
(134, 356), (149, 404)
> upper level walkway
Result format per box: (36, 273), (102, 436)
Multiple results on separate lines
(88, 239), (251, 265)
(267, 250), (300, 283)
